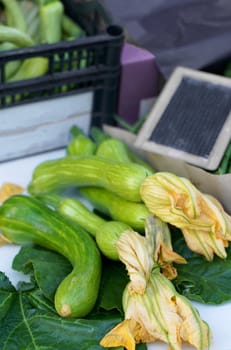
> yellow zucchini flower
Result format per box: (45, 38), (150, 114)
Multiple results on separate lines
(100, 217), (210, 350)
(149, 216), (186, 279)
(0, 182), (24, 203)
(140, 172), (231, 260)
(0, 182), (24, 246)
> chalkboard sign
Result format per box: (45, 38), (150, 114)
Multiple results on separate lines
(135, 67), (231, 170)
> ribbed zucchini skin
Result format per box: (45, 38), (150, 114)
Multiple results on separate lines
(37, 193), (132, 260)
(28, 156), (153, 202)
(80, 187), (150, 232)
(0, 195), (101, 318)
(96, 137), (154, 173)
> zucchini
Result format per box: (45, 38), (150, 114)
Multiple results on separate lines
(38, 193), (131, 260)
(79, 187), (150, 232)
(91, 127), (154, 173)
(96, 138), (154, 173)
(28, 156), (153, 202)
(0, 195), (101, 318)
(39, 0), (64, 44)
(66, 126), (96, 156)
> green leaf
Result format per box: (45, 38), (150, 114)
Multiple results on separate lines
(0, 271), (16, 292)
(96, 258), (128, 314)
(0, 272), (16, 321)
(0, 245), (145, 349)
(0, 289), (122, 350)
(12, 246), (72, 301)
(171, 227), (231, 304)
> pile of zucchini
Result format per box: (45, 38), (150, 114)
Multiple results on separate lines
(0, 0), (85, 81)
(0, 125), (230, 350)
(0, 126), (154, 319)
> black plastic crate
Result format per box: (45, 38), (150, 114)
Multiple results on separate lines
(0, 0), (124, 127)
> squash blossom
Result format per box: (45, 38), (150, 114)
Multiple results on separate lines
(0, 182), (24, 203)
(0, 182), (24, 246)
(140, 172), (231, 260)
(148, 215), (186, 280)
(100, 216), (210, 350)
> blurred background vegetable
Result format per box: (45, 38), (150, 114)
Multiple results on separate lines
(0, 0), (86, 82)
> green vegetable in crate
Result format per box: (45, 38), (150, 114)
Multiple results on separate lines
(0, 1), (50, 82)
(37, 193), (131, 260)
(39, 0), (64, 44)
(8, 56), (49, 82)
(0, 0), (29, 80)
(62, 14), (85, 39)
(0, 0), (27, 32)
(0, 42), (21, 80)
(79, 187), (150, 232)
(0, 194), (101, 318)
(28, 156), (153, 202)
(0, 24), (34, 47)
(66, 125), (96, 156)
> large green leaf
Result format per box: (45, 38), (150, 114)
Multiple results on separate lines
(171, 227), (231, 304)
(0, 290), (122, 350)
(0, 246), (147, 350)
(12, 246), (72, 301)
(0, 272), (16, 321)
(96, 257), (128, 313)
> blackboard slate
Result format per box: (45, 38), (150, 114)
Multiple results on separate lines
(150, 77), (231, 158)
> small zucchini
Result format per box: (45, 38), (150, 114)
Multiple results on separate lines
(0, 195), (101, 318)
(38, 193), (131, 260)
(28, 156), (153, 202)
(66, 125), (96, 156)
(91, 127), (154, 173)
(79, 187), (150, 232)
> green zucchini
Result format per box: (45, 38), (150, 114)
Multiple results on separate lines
(1, 0), (28, 33)
(8, 57), (49, 82)
(0, 24), (34, 47)
(91, 127), (155, 173)
(39, 0), (64, 44)
(79, 187), (150, 232)
(66, 126), (96, 156)
(28, 156), (153, 202)
(38, 193), (131, 260)
(96, 138), (154, 173)
(0, 195), (101, 318)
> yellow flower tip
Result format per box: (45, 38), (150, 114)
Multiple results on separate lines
(141, 172), (231, 259)
(0, 234), (12, 246)
(0, 182), (24, 203)
(182, 228), (227, 261)
(161, 265), (178, 280)
(157, 243), (187, 279)
(159, 242), (187, 265)
(100, 319), (136, 350)
(176, 295), (211, 349)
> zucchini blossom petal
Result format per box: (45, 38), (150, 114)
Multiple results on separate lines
(140, 172), (231, 259)
(100, 217), (210, 350)
(150, 216), (186, 279)
(0, 183), (24, 246)
(0, 182), (24, 203)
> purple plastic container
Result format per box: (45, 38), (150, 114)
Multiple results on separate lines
(117, 43), (159, 125)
